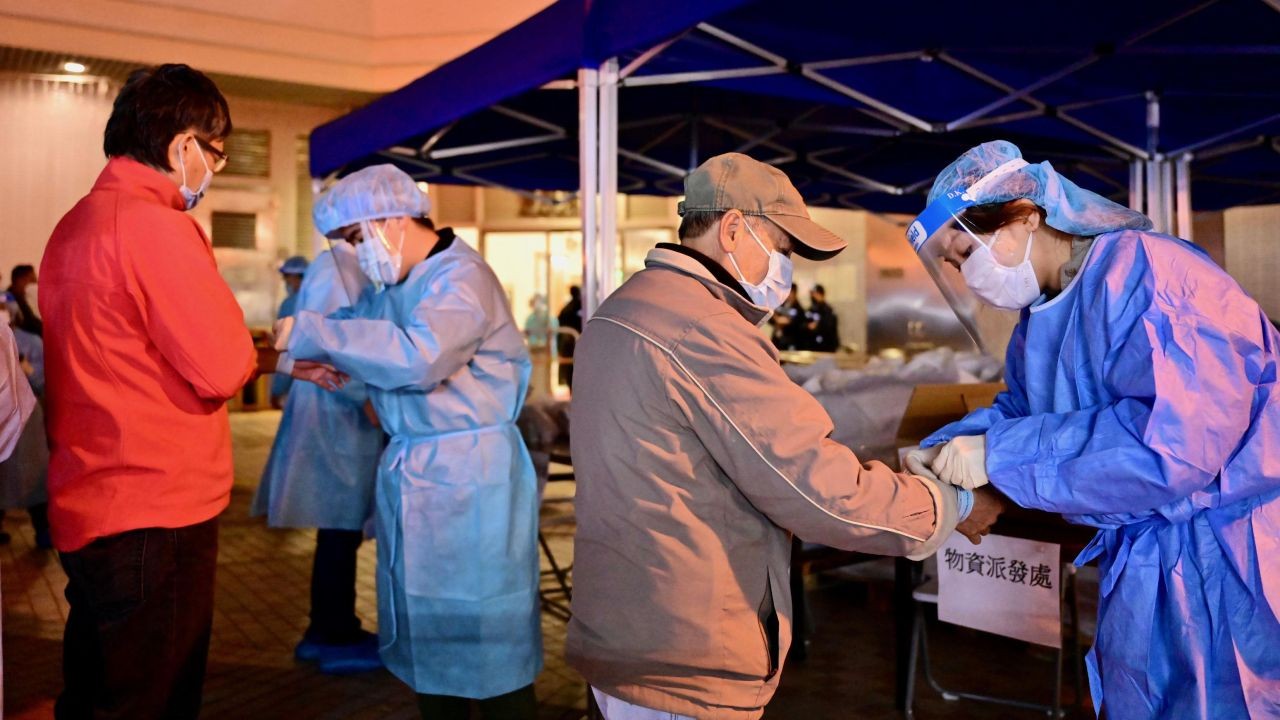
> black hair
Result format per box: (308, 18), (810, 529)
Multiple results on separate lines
(103, 64), (232, 171)
(677, 210), (726, 241)
(11, 265), (35, 284)
(410, 216), (435, 231)
(812, 284), (826, 295)
(569, 286), (581, 300)
(963, 201), (1046, 235)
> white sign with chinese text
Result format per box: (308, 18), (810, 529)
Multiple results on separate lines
(937, 533), (1061, 648)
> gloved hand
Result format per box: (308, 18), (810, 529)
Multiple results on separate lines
(291, 360), (348, 392)
(272, 316), (296, 351)
(930, 435), (989, 490)
(904, 445), (942, 480)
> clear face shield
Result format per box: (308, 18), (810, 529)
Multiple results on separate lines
(323, 235), (362, 306)
(907, 191), (1018, 356)
(322, 223), (379, 306)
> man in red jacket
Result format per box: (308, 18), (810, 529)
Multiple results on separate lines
(40, 64), (258, 720)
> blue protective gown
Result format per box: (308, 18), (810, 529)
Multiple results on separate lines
(0, 328), (45, 507)
(253, 247), (384, 530)
(924, 230), (1280, 718)
(286, 239), (541, 699)
(270, 290), (302, 399)
(13, 328), (43, 396)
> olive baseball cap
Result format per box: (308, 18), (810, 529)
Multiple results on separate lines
(677, 152), (847, 260)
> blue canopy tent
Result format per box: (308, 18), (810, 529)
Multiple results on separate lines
(311, 0), (1280, 314)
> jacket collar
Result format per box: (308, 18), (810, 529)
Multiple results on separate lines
(645, 243), (772, 327)
(93, 157), (186, 211)
(427, 227), (456, 259)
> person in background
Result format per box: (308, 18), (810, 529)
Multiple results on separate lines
(269, 255), (309, 408)
(912, 139), (1280, 718)
(253, 242), (384, 675)
(0, 319), (38, 713)
(9, 265), (42, 337)
(567, 153), (1001, 720)
(804, 284), (839, 352)
(0, 322), (35, 463)
(274, 164), (541, 720)
(524, 293), (555, 351)
(769, 283), (808, 351)
(0, 293), (51, 548)
(556, 285), (582, 388)
(10, 308), (43, 396)
(40, 63), (260, 719)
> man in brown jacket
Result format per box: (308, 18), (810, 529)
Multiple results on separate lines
(567, 153), (1002, 720)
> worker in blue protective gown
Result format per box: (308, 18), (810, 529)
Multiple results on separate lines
(269, 255), (309, 406)
(906, 140), (1280, 719)
(252, 242), (385, 674)
(273, 164), (540, 720)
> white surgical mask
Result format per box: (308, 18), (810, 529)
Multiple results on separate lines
(728, 219), (794, 309)
(23, 283), (39, 320)
(961, 229), (1041, 310)
(177, 136), (213, 211)
(357, 219), (404, 291)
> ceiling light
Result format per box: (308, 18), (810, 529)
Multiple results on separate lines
(63, 62), (86, 74)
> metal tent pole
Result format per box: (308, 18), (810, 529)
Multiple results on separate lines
(1160, 158), (1176, 234)
(579, 66), (600, 319)
(1175, 155), (1194, 241)
(1144, 92), (1164, 232)
(598, 58), (620, 307)
(579, 59), (620, 320)
(1129, 159), (1145, 213)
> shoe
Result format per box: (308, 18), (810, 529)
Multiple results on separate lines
(294, 637), (325, 662)
(295, 629), (378, 664)
(316, 634), (383, 675)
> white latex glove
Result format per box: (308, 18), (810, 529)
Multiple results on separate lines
(904, 445), (942, 480)
(930, 435), (989, 490)
(272, 316), (295, 351)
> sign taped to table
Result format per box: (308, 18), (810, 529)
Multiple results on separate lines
(937, 533), (1061, 648)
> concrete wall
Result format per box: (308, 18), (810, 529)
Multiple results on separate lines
(1224, 204), (1280, 321)
(0, 0), (553, 92)
(0, 77), (114, 273)
(0, 76), (341, 327)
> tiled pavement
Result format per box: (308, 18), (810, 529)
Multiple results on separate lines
(2, 411), (1090, 719)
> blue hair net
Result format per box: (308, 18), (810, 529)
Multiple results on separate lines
(927, 140), (1152, 236)
(312, 164), (432, 238)
(279, 255), (309, 276)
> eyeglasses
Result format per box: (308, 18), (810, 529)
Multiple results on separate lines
(194, 136), (229, 172)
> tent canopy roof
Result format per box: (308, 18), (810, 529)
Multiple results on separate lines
(310, 0), (1280, 212)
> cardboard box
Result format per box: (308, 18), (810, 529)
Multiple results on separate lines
(894, 383), (1004, 461)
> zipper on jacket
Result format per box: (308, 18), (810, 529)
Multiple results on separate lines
(757, 574), (779, 680)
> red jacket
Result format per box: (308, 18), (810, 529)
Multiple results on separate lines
(40, 157), (257, 552)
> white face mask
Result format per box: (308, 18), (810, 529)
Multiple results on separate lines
(357, 219), (404, 291)
(177, 136), (213, 211)
(728, 219), (794, 309)
(961, 229), (1041, 310)
(23, 283), (39, 320)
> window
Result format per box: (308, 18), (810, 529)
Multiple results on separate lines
(211, 211), (257, 249)
(222, 129), (271, 178)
